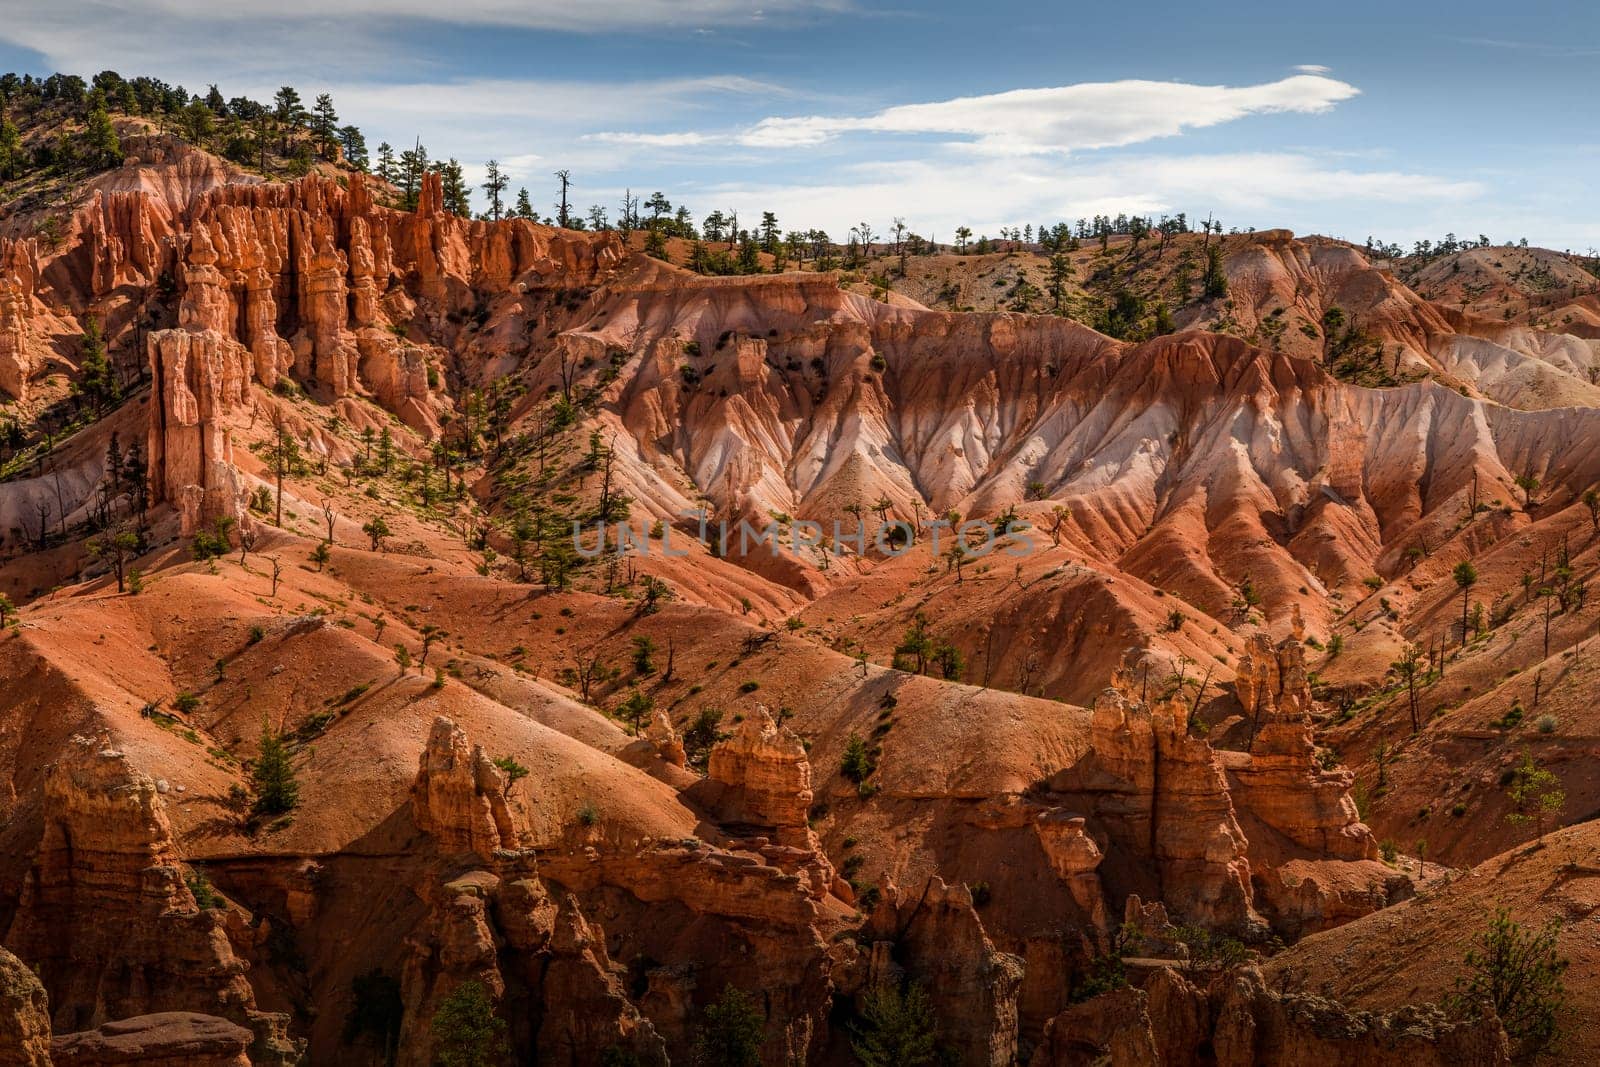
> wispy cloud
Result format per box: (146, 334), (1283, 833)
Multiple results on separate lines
(0, 1), (848, 81)
(1451, 36), (1600, 58)
(591, 74), (1360, 155)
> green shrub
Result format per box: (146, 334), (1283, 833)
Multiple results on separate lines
(430, 980), (508, 1067)
(1449, 909), (1568, 1057)
(851, 981), (937, 1067)
(841, 734), (875, 783)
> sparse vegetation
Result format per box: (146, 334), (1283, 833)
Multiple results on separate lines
(1450, 909), (1567, 1058)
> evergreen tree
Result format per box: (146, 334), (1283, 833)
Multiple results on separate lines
(73, 316), (120, 415)
(852, 983), (938, 1067)
(272, 86), (306, 126)
(737, 236), (761, 274)
(1450, 909), (1568, 1057)
(374, 141), (396, 183)
(250, 722), (299, 817)
(694, 987), (764, 1067)
(1202, 243), (1228, 298)
(338, 125), (368, 170)
(398, 143), (429, 209)
(0, 113), (23, 182)
(81, 103), (121, 167)
(430, 981), (508, 1067)
(437, 159), (470, 215)
(310, 92), (338, 143)
(513, 187), (534, 219)
(480, 159), (506, 220)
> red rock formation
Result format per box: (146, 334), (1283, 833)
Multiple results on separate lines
(1032, 809), (1109, 931)
(534, 895), (668, 1065)
(1051, 663), (1259, 931)
(857, 876), (1024, 1067)
(411, 716), (522, 859)
(706, 704), (815, 839)
(0, 237), (44, 402)
(0, 945), (50, 1067)
(145, 328), (253, 535)
(1228, 632), (1375, 861)
(50, 1013), (254, 1067)
(1032, 964), (1511, 1066)
(698, 704), (841, 899)
(2, 734), (297, 1062)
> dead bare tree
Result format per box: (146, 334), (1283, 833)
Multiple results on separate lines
(321, 499), (338, 544)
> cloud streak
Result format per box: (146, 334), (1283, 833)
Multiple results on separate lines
(593, 74), (1360, 154)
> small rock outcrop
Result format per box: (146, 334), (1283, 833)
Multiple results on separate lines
(535, 896), (668, 1065)
(700, 704), (840, 899)
(1032, 809), (1108, 931)
(858, 877), (1024, 1067)
(1032, 964), (1512, 1067)
(1228, 633), (1376, 861)
(411, 716), (522, 859)
(50, 1012), (254, 1067)
(706, 704), (814, 837)
(0, 945), (50, 1067)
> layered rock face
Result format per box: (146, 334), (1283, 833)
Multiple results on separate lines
(1045, 645), (1390, 938)
(401, 715), (839, 1066)
(2, 734), (294, 1061)
(1221, 633), (1403, 935)
(699, 704), (841, 899)
(146, 329), (253, 535)
(0, 238), (45, 402)
(1227, 632), (1376, 862)
(853, 876), (1024, 1067)
(1050, 654), (1258, 931)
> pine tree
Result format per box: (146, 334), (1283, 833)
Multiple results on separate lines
(81, 104), (121, 167)
(1450, 909), (1568, 1057)
(250, 723), (299, 817)
(480, 159), (506, 221)
(398, 143), (429, 209)
(437, 159), (470, 216)
(852, 983), (938, 1067)
(694, 987), (764, 1067)
(73, 316), (120, 415)
(310, 93), (338, 144)
(0, 114), (23, 182)
(272, 86), (306, 126)
(338, 125), (368, 170)
(374, 141), (396, 183)
(513, 187), (534, 219)
(430, 981), (507, 1067)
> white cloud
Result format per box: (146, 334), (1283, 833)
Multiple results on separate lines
(592, 74), (1360, 155)
(1295, 64), (1332, 74)
(283, 75), (791, 177)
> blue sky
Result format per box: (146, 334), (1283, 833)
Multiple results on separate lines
(2, 1), (1596, 248)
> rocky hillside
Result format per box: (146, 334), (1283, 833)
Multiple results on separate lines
(2, 111), (1599, 1065)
